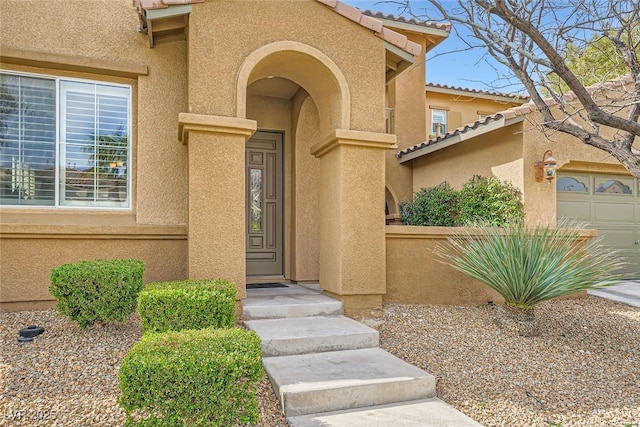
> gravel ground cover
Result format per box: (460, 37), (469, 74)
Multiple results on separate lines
(0, 310), (287, 427)
(369, 296), (640, 427)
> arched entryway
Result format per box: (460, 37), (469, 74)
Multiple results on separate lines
(237, 42), (350, 282)
(180, 39), (396, 315)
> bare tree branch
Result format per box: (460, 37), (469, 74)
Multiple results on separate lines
(398, 0), (640, 178)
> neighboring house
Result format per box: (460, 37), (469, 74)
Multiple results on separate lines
(398, 76), (640, 278)
(0, 0), (451, 313)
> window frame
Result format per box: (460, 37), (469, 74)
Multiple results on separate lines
(431, 109), (447, 135)
(0, 69), (132, 210)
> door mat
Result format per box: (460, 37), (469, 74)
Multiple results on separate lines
(246, 283), (289, 289)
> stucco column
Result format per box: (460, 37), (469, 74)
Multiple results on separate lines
(310, 129), (397, 316)
(178, 113), (257, 300)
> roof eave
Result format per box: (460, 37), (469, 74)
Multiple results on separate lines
(373, 16), (450, 38)
(385, 41), (414, 82)
(397, 116), (524, 163)
(425, 85), (530, 103)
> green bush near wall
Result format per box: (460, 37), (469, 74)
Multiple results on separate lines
(400, 176), (524, 227)
(399, 182), (457, 226)
(49, 259), (144, 328)
(456, 176), (524, 226)
(119, 327), (263, 427)
(138, 279), (236, 334)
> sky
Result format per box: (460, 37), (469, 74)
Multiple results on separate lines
(344, 0), (526, 93)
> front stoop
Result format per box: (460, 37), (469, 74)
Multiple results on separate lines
(288, 398), (483, 427)
(244, 316), (379, 357)
(242, 285), (484, 426)
(243, 290), (343, 320)
(263, 347), (436, 417)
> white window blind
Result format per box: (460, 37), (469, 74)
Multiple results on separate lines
(0, 74), (56, 205)
(0, 71), (130, 208)
(431, 109), (447, 135)
(60, 81), (129, 207)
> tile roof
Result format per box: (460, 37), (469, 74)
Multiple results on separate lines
(426, 83), (530, 101)
(399, 74), (635, 161)
(137, 0), (432, 57)
(362, 10), (451, 32)
(314, 0), (424, 56)
(396, 112), (514, 159)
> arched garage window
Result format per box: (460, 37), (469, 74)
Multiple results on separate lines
(557, 176), (588, 193)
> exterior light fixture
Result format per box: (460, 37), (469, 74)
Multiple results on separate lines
(535, 150), (557, 182)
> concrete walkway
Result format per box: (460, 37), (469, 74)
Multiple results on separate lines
(588, 280), (640, 307)
(243, 284), (482, 426)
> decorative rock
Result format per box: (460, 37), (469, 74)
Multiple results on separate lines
(0, 309), (287, 427)
(493, 304), (535, 336)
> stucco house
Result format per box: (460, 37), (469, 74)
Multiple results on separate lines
(398, 76), (640, 278)
(1, 0), (636, 315)
(0, 0), (453, 314)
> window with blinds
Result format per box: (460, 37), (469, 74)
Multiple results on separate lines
(431, 109), (447, 135)
(0, 74), (56, 205)
(0, 71), (130, 208)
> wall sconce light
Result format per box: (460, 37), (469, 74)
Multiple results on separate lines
(535, 150), (557, 182)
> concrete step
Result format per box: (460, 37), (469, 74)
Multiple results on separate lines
(288, 398), (483, 427)
(264, 347), (436, 417)
(242, 292), (343, 320)
(588, 282), (640, 308)
(245, 315), (379, 357)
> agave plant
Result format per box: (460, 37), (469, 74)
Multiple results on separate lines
(434, 221), (627, 335)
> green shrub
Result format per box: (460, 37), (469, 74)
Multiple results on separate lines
(399, 182), (457, 226)
(49, 259), (144, 328)
(119, 327), (263, 427)
(456, 175), (524, 226)
(138, 279), (236, 334)
(434, 221), (626, 309)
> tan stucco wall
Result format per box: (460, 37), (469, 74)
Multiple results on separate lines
(386, 226), (502, 305)
(1, 0), (191, 308)
(411, 123), (525, 201)
(0, 226), (187, 312)
(426, 91), (523, 136)
(386, 225), (591, 305)
(384, 34), (429, 206)
(291, 95), (321, 281)
(187, 0), (385, 136)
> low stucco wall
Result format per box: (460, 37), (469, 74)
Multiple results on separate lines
(0, 225), (187, 311)
(385, 225), (594, 306)
(386, 225), (502, 306)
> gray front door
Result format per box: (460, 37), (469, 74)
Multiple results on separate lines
(246, 131), (283, 276)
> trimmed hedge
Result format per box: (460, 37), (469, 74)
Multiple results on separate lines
(138, 279), (236, 334)
(49, 259), (144, 328)
(119, 327), (263, 427)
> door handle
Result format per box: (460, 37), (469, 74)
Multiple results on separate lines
(636, 240), (640, 245)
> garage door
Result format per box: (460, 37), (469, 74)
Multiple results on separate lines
(557, 172), (640, 278)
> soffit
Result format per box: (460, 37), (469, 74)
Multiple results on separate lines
(248, 78), (301, 100)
